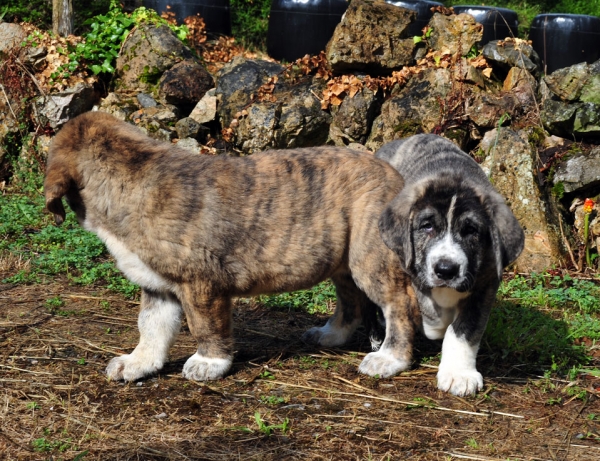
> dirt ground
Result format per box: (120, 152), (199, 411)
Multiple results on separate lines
(1, 278), (599, 461)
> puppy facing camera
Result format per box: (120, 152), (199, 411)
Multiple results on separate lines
(376, 134), (524, 396)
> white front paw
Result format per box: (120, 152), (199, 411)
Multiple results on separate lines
(106, 354), (162, 381)
(182, 354), (232, 381)
(358, 350), (410, 378)
(437, 367), (483, 396)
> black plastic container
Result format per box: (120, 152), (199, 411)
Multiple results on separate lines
(453, 5), (518, 45)
(143, 0), (231, 36)
(385, 0), (443, 37)
(267, 0), (348, 62)
(529, 14), (600, 74)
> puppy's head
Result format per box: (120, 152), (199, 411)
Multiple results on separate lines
(380, 174), (524, 291)
(44, 111), (118, 225)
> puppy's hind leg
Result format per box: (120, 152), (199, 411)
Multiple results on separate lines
(106, 289), (182, 381)
(301, 273), (363, 347)
(180, 285), (234, 381)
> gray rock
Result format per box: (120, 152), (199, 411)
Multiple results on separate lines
(233, 102), (279, 152)
(175, 117), (209, 142)
(158, 60), (214, 110)
(273, 79), (332, 149)
(153, 108), (179, 123)
(503, 67), (537, 99)
(176, 137), (201, 153)
(540, 61), (600, 137)
(22, 47), (48, 71)
(481, 128), (563, 272)
(482, 39), (542, 77)
(216, 57), (284, 127)
(366, 68), (453, 150)
(0, 22), (27, 54)
(36, 83), (98, 129)
(428, 13), (482, 56)
(97, 92), (139, 121)
(189, 89), (217, 124)
(553, 147), (600, 195)
(467, 91), (520, 129)
(544, 62), (593, 102)
(540, 99), (581, 136)
(329, 85), (382, 146)
(115, 23), (195, 92)
(233, 78), (331, 154)
(326, 0), (415, 74)
(137, 93), (157, 108)
(573, 103), (600, 136)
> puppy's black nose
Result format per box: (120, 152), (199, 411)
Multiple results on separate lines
(434, 259), (460, 280)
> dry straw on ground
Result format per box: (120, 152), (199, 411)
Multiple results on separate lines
(1, 277), (599, 460)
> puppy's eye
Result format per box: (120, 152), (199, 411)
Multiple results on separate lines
(419, 221), (434, 232)
(462, 224), (479, 236)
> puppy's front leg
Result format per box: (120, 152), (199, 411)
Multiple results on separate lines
(180, 285), (234, 381)
(436, 324), (483, 396)
(358, 301), (415, 378)
(106, 289), (182, 381)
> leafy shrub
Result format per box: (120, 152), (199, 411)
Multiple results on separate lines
(52, 0), (188, 79)
(1, 0), (110, 33)
(230, 0), (271, 50)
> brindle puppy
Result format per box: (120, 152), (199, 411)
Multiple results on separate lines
(44, 111), (420, 383)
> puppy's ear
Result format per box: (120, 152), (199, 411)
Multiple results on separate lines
(44, 166), (69, 226)
(486, 192), (525, 279)
(379, 194), (414, 271)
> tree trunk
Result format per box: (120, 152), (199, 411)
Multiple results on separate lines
(52, 0), (73, 37)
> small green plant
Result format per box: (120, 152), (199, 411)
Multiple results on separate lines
(546, 396), (562, 406)
(259, 395), (286, 405)
(45, 296), (65, 309)
(465, 438), (479, 449)
(259, 370), (275, 380)
(77, 358), (87, 365)
(299, 355), (317, 369)
(32, 437), (73, 453)
(254, 412), (290, 436)
(551, 181), (565, 199)
(26, 401), (40, 410)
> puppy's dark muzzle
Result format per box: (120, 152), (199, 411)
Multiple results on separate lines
(434, 259), (460, 281)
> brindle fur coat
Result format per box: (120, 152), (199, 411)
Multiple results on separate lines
(44, 111), (420, 383)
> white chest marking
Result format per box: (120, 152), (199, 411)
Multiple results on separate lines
(420, 288), (469, 340)
(85, 220), (171, 292)
(431, 287), (469, 309)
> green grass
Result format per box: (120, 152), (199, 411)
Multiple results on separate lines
(0, 191), (138, 298)
(257, 281), (337, 315)
(488, 273), (600, 375)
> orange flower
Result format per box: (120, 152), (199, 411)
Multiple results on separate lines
(583, 198), (595, 214)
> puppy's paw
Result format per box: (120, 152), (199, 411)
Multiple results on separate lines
(437, 368), (483, 396)
(301, 325), (348, 347)
(358, 350), (410, 378)
(182, 354), (232, 381)
(106, 354), (161, 381)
